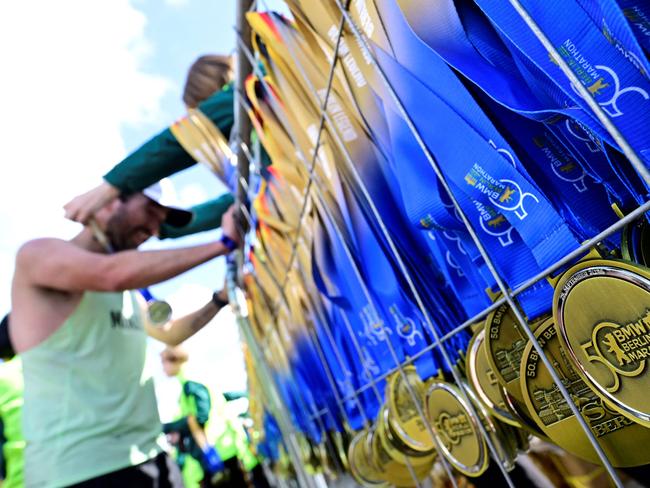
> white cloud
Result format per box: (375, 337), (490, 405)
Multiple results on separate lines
(0, 0), (173, 313)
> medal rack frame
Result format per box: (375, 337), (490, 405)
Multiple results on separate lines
(226, 0), (650, 487)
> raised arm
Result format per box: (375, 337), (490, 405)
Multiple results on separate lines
(64, 88), (235, 224)
(17, 238), (231, 293)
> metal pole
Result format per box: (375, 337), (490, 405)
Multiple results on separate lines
(235, 0), (253, 215)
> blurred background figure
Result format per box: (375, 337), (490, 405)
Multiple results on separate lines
(0, 352), (24, 488)
(161, 344), (267, 488)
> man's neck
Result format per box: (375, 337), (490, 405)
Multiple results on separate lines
(70, 227), (109, 254)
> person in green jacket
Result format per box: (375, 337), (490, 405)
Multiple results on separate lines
(161, 345), (248, 487)
(0, 356), (24, 488)
(64, 54), (238, 235)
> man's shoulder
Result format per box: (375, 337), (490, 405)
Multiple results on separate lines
(16, 238), (70, 261)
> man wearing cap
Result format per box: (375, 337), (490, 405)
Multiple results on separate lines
(10, 184), (240, 487)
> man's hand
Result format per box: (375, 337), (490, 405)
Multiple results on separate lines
(220, 205), (243, 248)
(63, 182), (120, 224)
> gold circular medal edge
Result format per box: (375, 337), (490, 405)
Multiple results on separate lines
(467, 327), (523, 428)
(386, 367), (434, 452)
(425, 381), (489, 477)
(347, 431), (389, 487)
(553, 260), (650, 426)
(482, 303), (512, 388)
(461, 379), (515, 469)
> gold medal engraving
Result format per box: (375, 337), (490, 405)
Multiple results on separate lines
(484, 304), (542, 405)
(520, 317), (650, 466)
(386, 367), (434, 452)
(426, 381), (488, 477)
(554, 260), (650, 426)
(467, 327), (523, 427)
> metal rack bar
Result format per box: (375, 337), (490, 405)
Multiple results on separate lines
(234, 0), (253, 211)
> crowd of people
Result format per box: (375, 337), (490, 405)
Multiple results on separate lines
(1, 54), (268, 487)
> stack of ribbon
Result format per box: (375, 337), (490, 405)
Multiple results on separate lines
(231, 0), (650, 485)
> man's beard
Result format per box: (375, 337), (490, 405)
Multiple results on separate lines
(105, 215), (138, 252)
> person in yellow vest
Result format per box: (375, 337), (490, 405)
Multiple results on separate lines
(161, 345), (247, 487)
(0, 351), (24, 488)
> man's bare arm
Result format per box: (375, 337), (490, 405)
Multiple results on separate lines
(16, 238), (230, 293)
(144, 291), (228, 345)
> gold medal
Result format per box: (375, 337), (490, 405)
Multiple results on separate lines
(369, 421), (434, 486)
(377, 406), (437, 467)
(466, 327), (523, 428)
(347, 430), (389, 487)
(554, 258), (650, 427)
(332, 430), (350, 471)
(483, 303), (544, 406)
(520, 316), (650, 466)
(425, 381), (489, 477)
(462, 381), (518, 472)
(147, 299), (172, 325)
(377, 405), (437, 466)
(386, 366), (435, 453)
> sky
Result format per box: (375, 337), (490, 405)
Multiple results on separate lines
(0, 0), (294, 401)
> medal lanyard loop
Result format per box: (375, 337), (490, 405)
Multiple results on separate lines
(240, 20), (394, 433)
(390, 0), (648, 208)
(238, 37), (387, 431)
(243, 12), (456, 370)
(363, 0), (584, 270)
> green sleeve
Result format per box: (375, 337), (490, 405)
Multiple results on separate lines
(223, 391), (248, 402)
(103, 87), (236, 193)
(183, 381), (212, 427)
(159, 193), (234, 239)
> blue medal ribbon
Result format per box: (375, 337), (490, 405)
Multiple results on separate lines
(474, 0), (650, 167)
